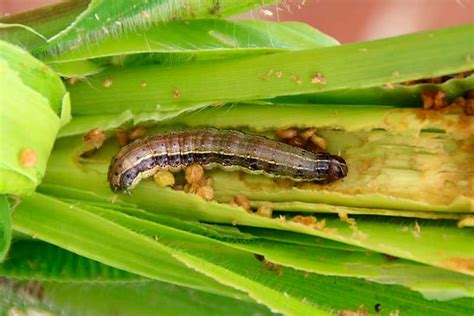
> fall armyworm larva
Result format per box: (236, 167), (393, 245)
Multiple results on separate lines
(108, 128), (348, 192)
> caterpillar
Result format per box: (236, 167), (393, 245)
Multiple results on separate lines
(108, 128), (348, 192)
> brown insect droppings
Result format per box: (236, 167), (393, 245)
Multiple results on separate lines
(128, 126), (146, 141)
(338, 211), (349, 221)
(384, 82), (394, 89)
(291, 215), (317, 226)
(140, 81), (147, 88)
(153, 170), (175, 187)
(338, 306), (369, 316)
(412, 221), (421, 238)
(261, 255), (276, 270)
(309, 135), (327, 151)
(173, 88), (181, 98)
(83, 128), (106, 148)
(314, 219), (327, 230)
(260, 69), (275, 81)
(19, 148), (37, 168)
(288, 74), (301, 84)
(311, 73), (326, 84)
(67, 77), (80, 85)
(255, 254), (283, 276)
(115, 128), (129, 146)
(414, 221), (421, 233)
(103, 78), (113, 88)
(231, 194), (251, 212)
(337, 307), (368, 316)
(299, 128), (317, 142)
(451, 97), (466, 108)
(185, 164), (204, 184)
(279, 128), (329, 154)
(275, 128), (298, 140)
(339, 212), (357, 227)
(196, 185), (214, 201)
(256, 204), (273, 217)
(457, 216), (474, 228)
(198, 176), (213, 187)
(336, 310), (359, 316)
(357, 306), (369, 316)
(305, 140), (325, 154)
(339, 213), (367, 240)
(422, 90), (448, 110)
(464, 93), (474, 115)
(184, 183), (199, 194)
(182, 166), (213, 200)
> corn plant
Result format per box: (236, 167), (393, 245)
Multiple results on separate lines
(0, 1), (473, 315)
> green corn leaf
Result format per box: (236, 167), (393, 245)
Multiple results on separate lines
(0, 0), (90, 50)
(0, 195), (11, 262)
(71, 200), (474, 301)
(11, 193), (244, 300)
(39, 19), (338, 65)
(81, 203), (474, 312)
(13, 195), (471, 315)
(0, 278), (274, 316)
(10, 193), (328, 314)
(0, 41), (69, 195)
(49, 59), (105, 77)
(0, 240), (139, 282)
(44, 19), (338, 78)
(36, 0), (279, 59)
(64, 24), (473, 116)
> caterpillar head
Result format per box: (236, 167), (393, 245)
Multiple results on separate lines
(327, 155), (348, 182)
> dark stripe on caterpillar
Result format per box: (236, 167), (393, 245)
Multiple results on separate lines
(108, 128), (348, 192)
